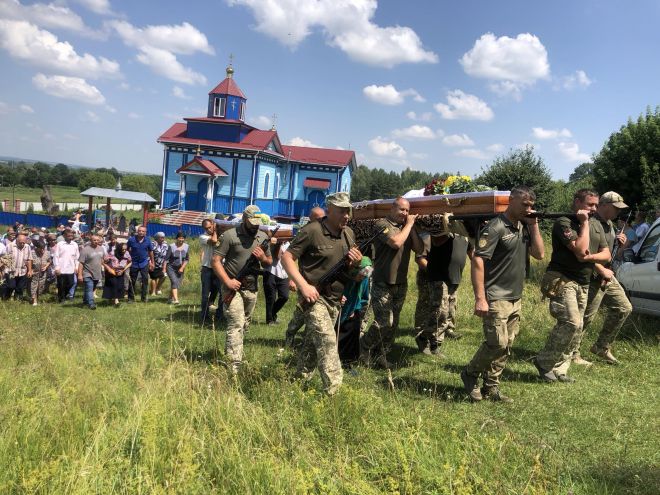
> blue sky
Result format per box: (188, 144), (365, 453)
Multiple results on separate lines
(1, 0), (658, 180)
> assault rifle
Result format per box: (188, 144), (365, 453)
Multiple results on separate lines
(223, 226), (280, 305)
(304, 225), (387, 306)
(610, 208), (633, 264)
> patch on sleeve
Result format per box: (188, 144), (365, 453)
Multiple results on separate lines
(478, 237), (488, 248)
(562, 227), (576, 241)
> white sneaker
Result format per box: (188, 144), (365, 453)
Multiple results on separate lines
(32, 302), (38, 306)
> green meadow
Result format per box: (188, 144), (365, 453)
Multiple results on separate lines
(0, 243), (657, 494)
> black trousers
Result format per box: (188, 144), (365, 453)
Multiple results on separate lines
(263, 272), (289, 323)
(128, 265), (149, 301)
(200, 266), (223, 322)
(57, 273), (75, 302)
(5, 275), (28, 300)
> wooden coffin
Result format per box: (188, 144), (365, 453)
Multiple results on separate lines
(351, 191), (510, 220)
(214, 220), (295, 240)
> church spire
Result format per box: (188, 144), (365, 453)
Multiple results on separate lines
(226, 53), (234, 79)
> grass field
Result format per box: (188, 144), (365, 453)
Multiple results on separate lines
(0, 243), (658, 494)
(0, 185), (136, 206)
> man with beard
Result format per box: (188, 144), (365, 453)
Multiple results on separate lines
(213, 205), (272, 374)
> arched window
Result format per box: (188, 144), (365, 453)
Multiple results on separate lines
(274, 173), (280, 199)
(263, 173), (270, 198)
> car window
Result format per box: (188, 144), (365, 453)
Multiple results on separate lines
(638, 223), (660, 262)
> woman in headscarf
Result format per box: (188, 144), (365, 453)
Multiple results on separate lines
(164, 232), (189, 305)
(103, 242), (132, 307)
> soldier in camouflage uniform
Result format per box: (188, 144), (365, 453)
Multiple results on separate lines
(359, 197), (422, 368)
(213, 205), (272, 374)
(534, 189), (611, 383)
(460, 187), (545, 402)
(282, 193), (362, 395)
(416, 232), (472, 356)
(283, 206), (325, 349)
(573, 191), (632, 365)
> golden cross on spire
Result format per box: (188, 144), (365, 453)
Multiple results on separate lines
(270, 113), (277, 130)
(229, 53), (234, 66)
(196, 143), (202, 156)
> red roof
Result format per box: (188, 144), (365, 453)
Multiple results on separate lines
(158, 123), (283, 155)
(303, 178), (331, 189)
(208, 77), (246, 98)
(176, 157), (228, 176)
(242, 129), (278, 148)
(282, 145), (354, 167)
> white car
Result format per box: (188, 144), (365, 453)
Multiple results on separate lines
(616, 217), (660, 317)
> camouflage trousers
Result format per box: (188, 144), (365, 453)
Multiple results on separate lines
(296, 296), (343, 395)
(465, 298), (521, 388)
(414, 271), (430, 332)
(574, 275), (631, 353)
(285, 304), (305, 343)
(417, 280), (458, 349)
(536, 281), (588, 375)
(360, 282), (408, 358)
(222, 287), (257, 371)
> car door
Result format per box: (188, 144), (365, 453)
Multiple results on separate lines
(621, 220), (660, 315)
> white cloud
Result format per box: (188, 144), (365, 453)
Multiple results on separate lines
(0, 20), (120, 78)
(0, 0), (91, 34)
(406, 111), (432, 122)
(559, 70), (592, 90)
(0, 101), (8, 114)
(434, 90), (494, 121)
(442, 133), (475, 147)
(461, 33), (550, 97)
(172, 85), (191, 99)
(118, 81), (130, 90)
(19, 103), (34, 113)
(228, 0), (437, 68)
(486, 143), (504, 153)
(248, 115), (272, 128)
(73, 0), (113, 15)
(136, 46), (207, 85)
(32, 73), (106, 105)
(127, 112), (140, 119)
(62, 133), (78, 140)
(368, 136), (406, 158)
(532, 127), (572, 140)
(82, 110), (100, 122)
(392, 125), (436, 140)
(411, 152), (428, 160)
(288, 137), (321, 148)
(455, 148), (488, 160)
(363, 84), (424, 105)
(558, 142), (590, 162)
(107, 20), (211, 85)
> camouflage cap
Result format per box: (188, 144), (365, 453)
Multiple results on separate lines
(325, 192), (352, 209)
(600, 191), (628, 209)
(243, 204), (262, 225)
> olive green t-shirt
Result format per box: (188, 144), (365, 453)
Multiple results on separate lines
(546, 216), (607, 284)
(214, 224), (270, 289)
(475, 214), (529, 301)
(372, 217), (412, 285)
(287, 219), (355, 305)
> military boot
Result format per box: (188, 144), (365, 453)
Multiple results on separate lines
(481, 386), (513, 403)
(445, 329), (463, 340)
(571, 352), (593, 367)
(533, 357), (557, 383)
(460, 369), (482, 402)
(415, 335), (432, 355)
(590, 344), (619, 364)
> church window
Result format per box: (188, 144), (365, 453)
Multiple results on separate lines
(263, 173), (270, 198)
(274, 173), (280, 199)
(239, 101), (246, 121)
(213, 97), (226, 117)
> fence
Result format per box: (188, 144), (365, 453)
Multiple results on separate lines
(1, 200), (144, 213)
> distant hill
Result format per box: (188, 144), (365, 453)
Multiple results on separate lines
(0, 155), (159, 176)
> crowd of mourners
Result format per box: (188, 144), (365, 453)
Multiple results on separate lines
(1, 194), (658, 400)
(0, 220), (190, 308)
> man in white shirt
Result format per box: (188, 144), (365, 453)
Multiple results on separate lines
(200, 218), (223, 324)
(53, 228), (80, 303)
(4, 234), (32, 300)
(263, 238), (290, 325)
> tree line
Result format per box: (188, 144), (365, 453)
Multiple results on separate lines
(351, 106), (660, 215)
(0, 161), (162, 202)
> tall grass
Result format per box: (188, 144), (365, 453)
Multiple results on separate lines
(0, 246), (657, 494)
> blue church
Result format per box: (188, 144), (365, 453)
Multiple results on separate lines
(158, 64), (355, 221)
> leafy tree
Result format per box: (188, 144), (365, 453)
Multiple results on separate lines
(568, 162), (595, 185)
(476, 146), (553, 209)
(78, 170), (116, 191)
(593, 107), (660, 210)
(122, 174), (161, 201)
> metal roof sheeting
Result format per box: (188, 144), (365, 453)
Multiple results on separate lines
(80, 188), (157, 203)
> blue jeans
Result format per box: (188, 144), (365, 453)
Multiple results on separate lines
(82, 277), (98, 307)
(68, 276), (77, 299)
(200, 266), (223, 323)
